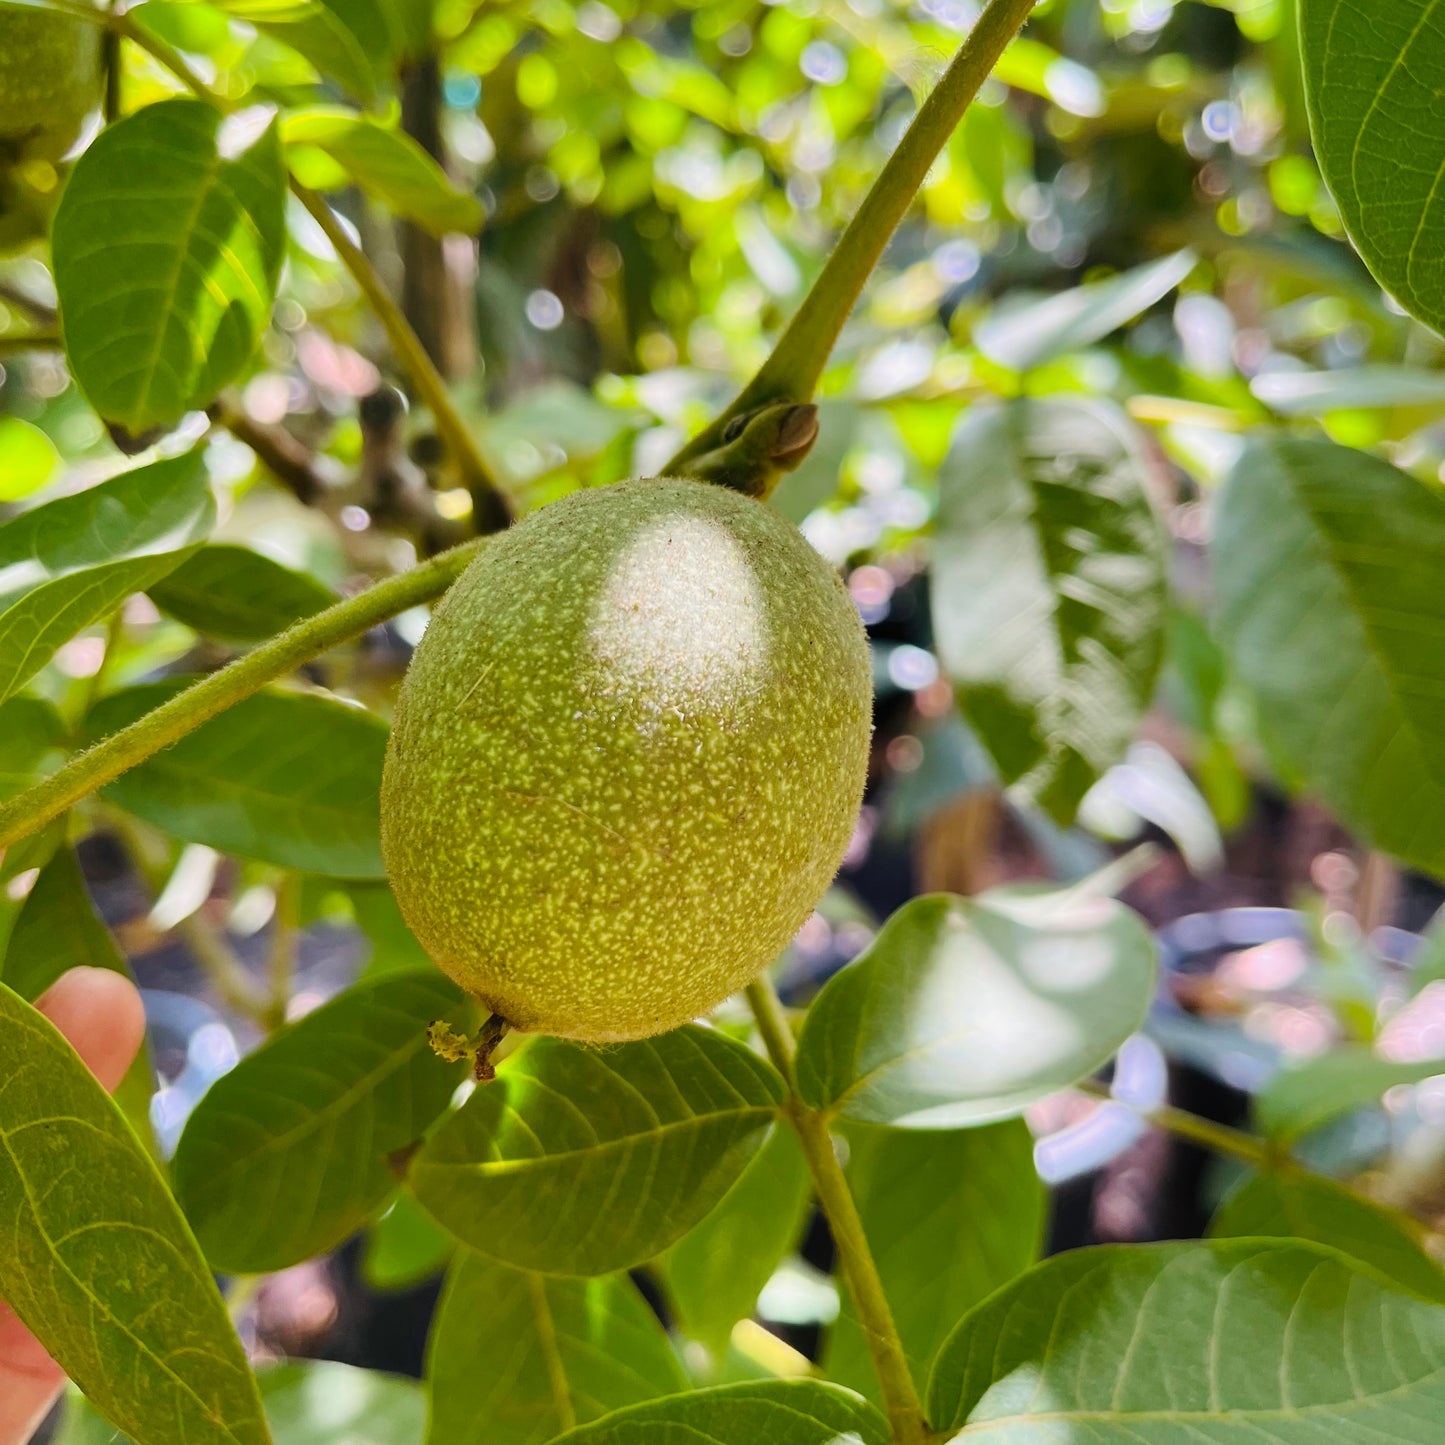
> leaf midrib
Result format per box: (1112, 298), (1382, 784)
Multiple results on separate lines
(424, 1103), (779, 1175)
(955, 1368), (1445, 1432)
(1276, 442), (1445, 797)
(180, 1013), (438, 1208)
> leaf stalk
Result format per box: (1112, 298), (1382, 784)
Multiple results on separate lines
(745, 978), (930, 1445)
(0, 540), (487, 850)
(665, 0), (1039, 475)
(1072, 1077), (1414, 1222)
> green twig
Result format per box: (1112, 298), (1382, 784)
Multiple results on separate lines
(745, 978), (929, 1445)
(0, 539), (487, 850)
(292, 183), (508, 514)
(1076, 1078), (1275, 1171)
(1073, 1075), (1415, 1221)
(106, 807), (270, 1025)
(0, 332), (63, 355)
(110, 9), (212, 99)
(72, 606), (125, 742)
(665, 0), (1039, 475)
(103, 0), (122, 121)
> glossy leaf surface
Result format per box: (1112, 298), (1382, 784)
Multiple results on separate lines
(1301, 0), (1445, 335)
(662, 1122), (811, 1353)
(261, 1361), (425, 1445)
(147, 544), (337, 642)
(548, 1381), (887, 1445)
(58, 1361), (421, 1445)
(928, 1240), (1445, 1440)
(173, 971), (465, 1273)
(91, 684), (388, 877)
(53, 100), (286, 435)
(1, 848), (157, 1153)
(410, 1027), (784, 1275)
(1211, 1170), (1445, 1304)
(1214, 436), (1445, 878)
(0, 451), (213, 703)
(0, 696), (64, 802)
(825, 1120), (1044, 1400)
(0, 981), (269, 1445)
(795, 889), (1156, 1127)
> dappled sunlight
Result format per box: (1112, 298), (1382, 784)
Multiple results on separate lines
(1014, 929), (1117, 992)
(945, 1363), (1093, 1442)
(905, 925), (1083, 1099)
(289, 1363), (372, 1431)
(811, 889), (1159, 1130)
(586, 509), (771, 712)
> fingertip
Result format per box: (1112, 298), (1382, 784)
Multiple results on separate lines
(34, 967), (146, 1095)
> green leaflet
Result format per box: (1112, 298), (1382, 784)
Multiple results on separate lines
(90, 684), (389, 878)
(547, 1381), (887, 1445)
(1253, 1042), (1445, 1144)
(1211, 1171), (1445, 1305)
(0, 695), (65, 802)
(973, 250), (1197, 372)
(0, 451), (214, 703)
(1213, 435), (1445, 879)
(52, 100), (286, 435)
(825, 1120), (1045, 1401)
(283, 108), (483, 236)
(927, 1240), (1445, 1440)
(0, 980), (269, 1445)
(662, 1122), (811, 1354)
(795, 888), (1156, 1128)
(362, 1189), (454, 1292)
(148, 544), (338, 642)
(932, 397), (1168, 823)
(1, 848), (158, 1157)
(260, 1361), (426, 1445)
(57, 1361), (422, 1445)
(410, 1027), (785, 1276)
(216, 0), (401, 104)
(426, 1248), (687, 1445)
(173, 971), (466, 1273)
(1301, 0), (1445, 337)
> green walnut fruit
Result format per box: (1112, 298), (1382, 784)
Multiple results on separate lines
(0, 4), (101, 164)
(382, 476), (872, 1042)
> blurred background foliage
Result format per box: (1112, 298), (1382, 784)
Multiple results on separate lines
(6, 0), (1445, 1405)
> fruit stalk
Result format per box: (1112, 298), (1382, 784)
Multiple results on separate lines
(0, 540), (489, 851)
(745, 978), (930, 1445)
(666, 0), (1039, 477)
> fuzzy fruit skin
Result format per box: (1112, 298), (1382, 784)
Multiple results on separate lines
(0, 7), (101, 163)
(382, 477), (872, 1042)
